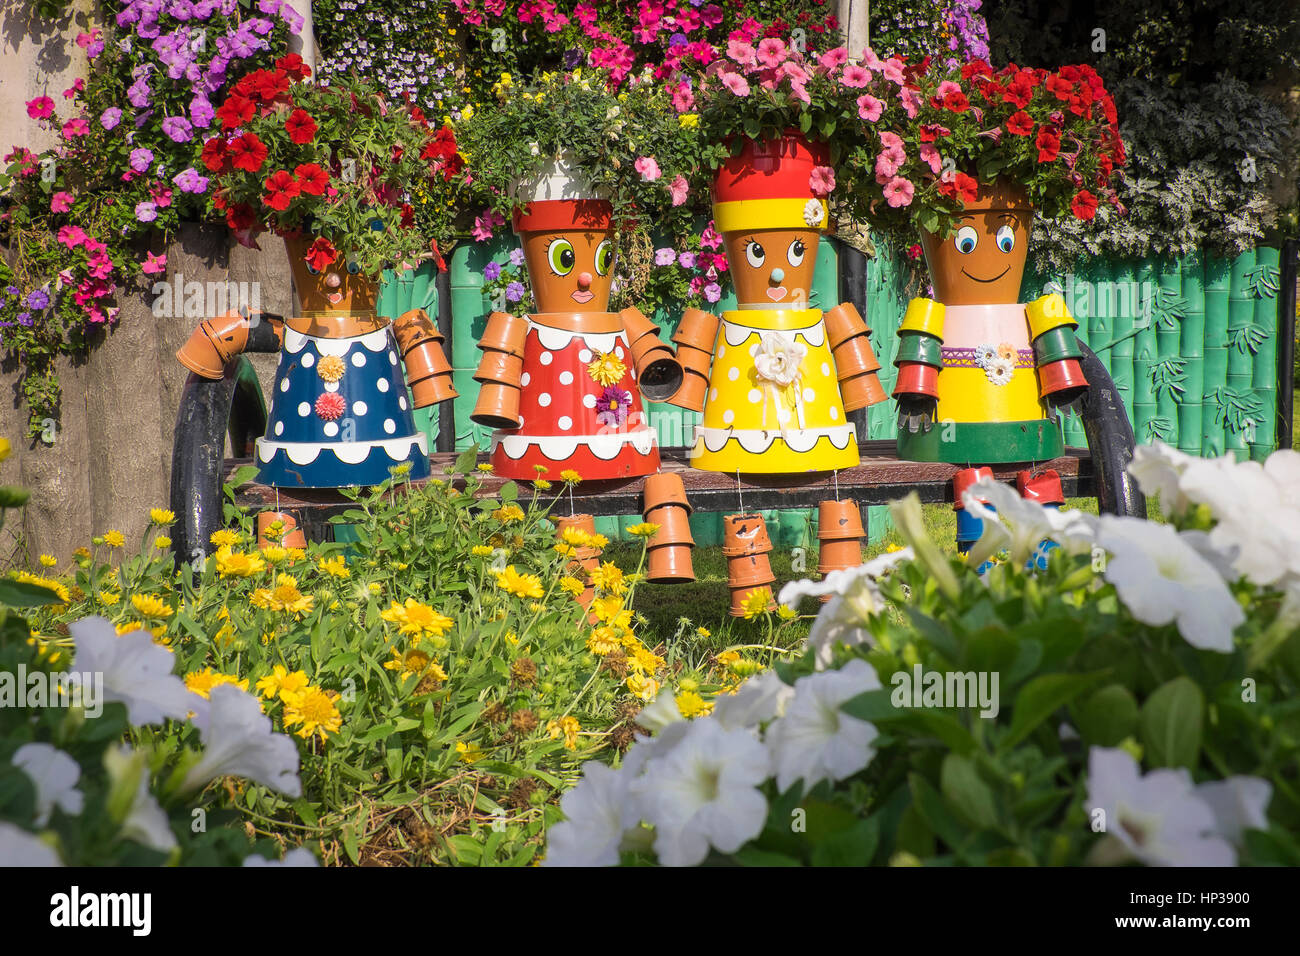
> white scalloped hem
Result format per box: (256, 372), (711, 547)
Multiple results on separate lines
(691, 423), (855, 455)
(255, 433), (428, 466)
(530, 318), (628, 356)
(283, 326), (393, 357)
(722, 318), (826, 349)
(491, 428), (657, 462)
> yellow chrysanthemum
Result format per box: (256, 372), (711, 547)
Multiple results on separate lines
(98, 590), (120, 606)
(588, 561), (626, 595)
(676, 691), (712, 718)
(558, 576), (585, 597)
(384, 646), (432, 681)
(589, 533), (609, 549)
(456, 741), (484, 763)
(38, 554), (57, 568)
(589, 595), (624, 624)
(185, 668), (250, 699)
(629, 645), (665, 674)
(380, 598), (454, 638)
(560, 469), (582, 484)
(262, 545), (289, 564)
(102, 530), (125, 549)
(281, 686), (342, 742)
(318, 555), (349, 578)
(150, 508), (176, 525)
(317, 354), (346, 382)
(716, 650), (740, 666)
(625, 672), (660, 701)
(250, 573), (314, 616)
(560, 526), (592, 548)
(494, 504), (526, 524)
(476, 463), (494, 473)
(547, 715), (581, 750)
(471, 545), (494, 557)
(587, 351), (626, 386)
(495, 565), (544, 599)
(210, 529), (242, 548)
(696, 627), (711, 638)
(534, 479), (552, 490)
(777, 604), (797, 621)
(255, 665), (310, 701)
(624, 522), (659, 537)
(732, 658), (763, 677)
(153, 535), (171, 550)
(131, 593), (173, 620)
(216, 547), (266, 578)
(741, 587), (775, 620)
(11, 571), (69, 604)
(368, 582), (382, 595)
(586, 626), (621, 656)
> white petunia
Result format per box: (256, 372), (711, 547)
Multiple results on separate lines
(1128, 440), (1197, 515)
(182, 685), (302, 798)
(1096, 516), (1244, 652)
(1041, 505), (1099, 557)
(542, 762), (637, 867)
(0, 822), (62, 866)
(69, 615), (205, 726)
(12, 743), (84, 827)
(713, 669), (796, 731)
(795, 548), (916, 670)
(242, 847), (320, 866)
(764, 659), (882, 794)
(636, 690), (685, 734)
(778, 547), (914, 607)
(1085, 747), (1234, 867)
(963, 477), (1057, 568)
(630, 719), (770, 867)
(1196, 777), (1272, 847)
(101, 744), (175, 854)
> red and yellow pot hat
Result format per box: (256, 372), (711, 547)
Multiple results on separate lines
(711, 132), (830, 233)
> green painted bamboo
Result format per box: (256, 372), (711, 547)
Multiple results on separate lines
(1204, 288), (1229, 349)
(1203, 346), (1229, 395)
(1229, 248), (1256, 299)
(1180, 250), (1205, 310)
(1250, 391), (1277, 447)
(1155, 327), (1181, 359)
(1111, 263), (1138, 341)
(1087, 261), (1112, 341)
(1179, 312), (1205, 358)
(1201, 402), (1226, 457)
(1227, 372), (1254, 394)
(1227, 296), (1255, 329)
(1180, 356), (1205, 404)
(1177, 402), (1202, 453)
(1252, 340), (1277, 392)
(1204, 254), (1231, 292)
(1132, 403), (1156, 444)
(1133, 360), (1156, 404)
(1156, 257), (1182, 296)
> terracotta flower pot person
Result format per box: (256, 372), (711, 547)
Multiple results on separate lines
(468, 156), (682, 481)
(663, 132), (887, 474)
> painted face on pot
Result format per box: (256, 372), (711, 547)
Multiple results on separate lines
(289, 250), (376, 312)
(521, 228), (616, 313)
(725, 228), (819, 309)
(921, 208), (1031, 305)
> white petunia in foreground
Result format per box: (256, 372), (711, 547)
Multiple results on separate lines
(69, 615), (206, 726)
(0, 821), (62, 866)
(12, 743), (84, 827)
(542, 762), (639, 868)
(182, 685), (302, 798)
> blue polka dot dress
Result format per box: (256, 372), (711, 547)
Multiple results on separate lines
(255, 323), (431, 488)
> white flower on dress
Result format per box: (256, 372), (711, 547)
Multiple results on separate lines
(629, 718), (771, 867)
(1095, 516), (1245, 653)
(12, 743), (84, 827)
(0, 822), (62, 866)
(802, 198), (825, 227)
(1084, 747), (1235, 866)
(69, 615), (205, 727)
(764, 659), (882, 794)
(182, 685), (302, 798)
(542, 761), (638, 867)
(975, 343), (999, 369)
(985, 355), (1015, 386)
(753, 332), (807, 388)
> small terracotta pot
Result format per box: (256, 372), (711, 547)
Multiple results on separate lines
(952, 465), (995, 510)
(1038, 358), (1088, 399)
(646, 504), (694, 548)
(729, 583), (776, 617)
(722, 513), (773, 555)
(619, 306), (662, 346)
(177, 309), (249, 379)
(480, 311), (529, 355)
(832, 333), (882, 377)
(647, 544), (695, 584)
(840, 371), (887, 412)
(818, 499), (865, 540)
(822, 302), (870, 349)
(643, 472), (692, 512)
(258, 511), (307, 549)
(635, 345), (684, 402)
(410, 370), (458, 408)
(404, 340), (459, 408)
(674, 342), (714, 378)
(555, 513), (595, 538)
(817, 537), (863, 574)
(471, 382), (522, 429)
(473, 349), (525, 385)
(672, 307), (721, 351)
(727, 551), (775, 586)
(669, 368), (709, 412)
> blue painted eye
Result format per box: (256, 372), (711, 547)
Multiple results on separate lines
(996, 225), (1015, 253)
(955, 226), (978, 254)
(346, 261), (361, 275)
(305, 262), (321, 275)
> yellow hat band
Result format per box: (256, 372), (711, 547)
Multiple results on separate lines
(713, 197), (828, 233)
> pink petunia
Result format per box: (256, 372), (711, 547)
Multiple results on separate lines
(861, 49), (886, 73)
(899, 88), (924, 119)
(788, 79), (810, 105)
(50, 191), (74, 213)
(634, 156), (661, 182)
(26, 96), (54, 119)
(57, 225), (87, 249)
(134, 201), (157, 223)
(726, 39), (756, 67)
(881, 57), (905, 85)
(671, 81), (694, 112)
(756, 37), (787, 68)
(883, 176), (915, 208)
(856, 94), (884, 121)
(935, 80), (962, 101)
(141, 251), (167, 275)
(879, 131), (904, 151)
(720, 71), (750, 96)
(62, 118), (90, 138)
(919, 143), (942, 174)
(817, 46), (848, 73)
(700, 222), (723, 250)
(668, 174), (689, 207)
(841, 64), (871, 88)
(809, 166), (836, 197)
(471, 208), (504, 242)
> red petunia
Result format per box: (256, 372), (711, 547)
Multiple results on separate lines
(400, 203), (414, 228)
(919, 123), (950, 143)
(961, 59), (993, 80)
(942, 90), (970, 113)
(315, 392), (346, 421)
(1071, 190), (1098, 220)
(295, 162), (329, 196)
(1035, 127), (1061, 163)
(199, 136), (228, 172)
(304, 236), (337, 270)
(226, 203), (256, 232)
(216, 95), (255, 129)
(1005, 110), (1034, 136)
(275, 53), (311, 81)
(285, 109), (317, 145)
(256, 69), (291, 103)
(409, 105), (428, 128)
(1045, 74), (1074, 101)
(938, 172), (980, 205)
(1002, 76), (1034, 109)
(262, 169), (300, 211)
(228, 132), (268, 172)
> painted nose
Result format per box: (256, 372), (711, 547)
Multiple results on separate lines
(577, 272), (593, 289)
(325, 272), (342, 289)
(769, 268), (785, 283)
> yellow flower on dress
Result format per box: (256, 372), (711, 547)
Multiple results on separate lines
(675, 691), (712, 718)
(996, 342), (1017, 361)
(625, 522), (659, 537)
(587, 350), (626, 386)
(38, 554), (57, 568)
(210, 529), (242, 548)
(588, 562), (626, 595)
(471, 545), (494, 557)
(586, 627), (621, 656)
(281, 686), (342, 742)
(559, 469), (582, 484)
(131, 593), (173, 620)
(495, 565), (544, 599)
(494, 504), (525, 523)
(558, 576), (585, 597)
(102, 530), (125, 549)
(318, 555), (349, 578)
(547, 715), (581, 750)
(185, 668), (250, 699)
(380, 598), (454, 639)
(741, 587), (774, 620)
(317, 354), (346, 382)
(149, 508), (176, 525)
(216, 547), (266, 578)
(255, 665), (310, 701)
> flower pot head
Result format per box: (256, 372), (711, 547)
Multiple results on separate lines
(713, 133), (829, 310)
(285, 236), (376, 314)
(920, 179), (1033, 306)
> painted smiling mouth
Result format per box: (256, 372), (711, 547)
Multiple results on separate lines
(571, 290), (594, 303)
(961, 267), (1010, 284)
(766, 287), (788, 301)
(328, 292), (344, 304)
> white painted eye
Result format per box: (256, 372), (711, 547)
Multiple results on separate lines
(954, 226), (978, 254)
(745, 240), (765, 268)
(786, 238), (806, 267)
(996, 225), (1015, 253)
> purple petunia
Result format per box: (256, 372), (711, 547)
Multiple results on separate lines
(135, 201), (158, 223)
(189, 95), (214, 128)
(703, 282), (722, 303)
(127, 79), (151, 109)
(509, 247), (525, 267)
(100, 107), (122, 130)
(247, 16), (275, 36)
(677, 251), (697, 269)
(172, 166), (209, 193)
(162, 115), (193, 142)
(16, 312), (33, 327)
(504, 281), (525, 303)
(279, 3), (303, 32)
(483, 261), (502, 281)
(25, 290), (50, 310)
(129, 147), (154, 172)
(654, 248), (676, 267)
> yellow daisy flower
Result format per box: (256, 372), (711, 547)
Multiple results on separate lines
(588, 561), (626, 595)
(547, 715), (581, 750)
(102, 530), (125, 549)
(38, 554), (57, 568)
(318, 555), (349, 578)
(150, 508), (176, 525)
(741, 587), (775, 620)
(494, 504), (526, 523)
(559, 469), (582, 484)
(624, 522), (659, 537)
(494, 565), (544, 599)
(281, 686), (342, 742)
(675, 691), (712, 718)
(215, 547), (266, 578)
(210, 529), (242, 548)
(255, 665), (310, 701)
(131, 593), (173, 620)
(185, 668), (250, 699)
(471, 545), (494, 557)
(379, 598), (454, 639)
(558, 576), (585, 597)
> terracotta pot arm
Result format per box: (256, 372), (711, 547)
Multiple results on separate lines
(392, 307), (458, 408)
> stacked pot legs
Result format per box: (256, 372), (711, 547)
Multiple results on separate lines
(723, 513), (776, 617)
(642, 473), (695, 583)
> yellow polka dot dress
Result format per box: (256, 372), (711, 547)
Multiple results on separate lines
(688, 308), (859, 473)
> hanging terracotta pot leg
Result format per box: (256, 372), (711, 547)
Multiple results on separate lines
(258, 510), (307, 550)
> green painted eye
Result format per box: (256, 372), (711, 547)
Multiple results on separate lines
(595, 240), (614, 276)
(547, 238), (576, 276)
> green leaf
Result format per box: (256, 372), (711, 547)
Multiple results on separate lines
(1002, 671), (1108, 750)
(452, 444), (479, 475)
(0, 486), (31, 509)
(0, 578), (65, 607)
(940, 754), (1000, 830)
(225, 464), (261, 490)
(908, 772), (967, 853)
(1139, 676), (1204, 769)
(733, 846), (802, 867)
(1071, 684), (1139, 747)
(811, 818), (879, 866)
(798, 111), (812, 134)
(293, 799), (319, 828)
